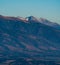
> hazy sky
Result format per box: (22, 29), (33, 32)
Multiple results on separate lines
(0, 0), (60, 23)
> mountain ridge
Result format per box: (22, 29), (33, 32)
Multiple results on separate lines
(0, 15), (60, 65)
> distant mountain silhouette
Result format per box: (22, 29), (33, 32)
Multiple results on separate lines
(0, 15), (60, 65)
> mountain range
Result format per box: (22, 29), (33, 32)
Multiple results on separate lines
(0, 15), (60, 65)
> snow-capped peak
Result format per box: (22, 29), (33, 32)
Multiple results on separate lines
(25, 16), (38, 21)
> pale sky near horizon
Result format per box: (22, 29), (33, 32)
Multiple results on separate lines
(0, 0), (60, 23)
